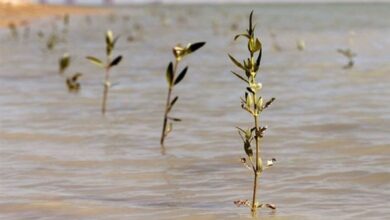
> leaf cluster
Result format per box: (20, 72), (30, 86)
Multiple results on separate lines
(172, 42), (206, 61)
(229, 11), (262, 83)
(161, 42), (206, 143)
(86, 30), (122, 70)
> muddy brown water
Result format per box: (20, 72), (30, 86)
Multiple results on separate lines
(1, 3), (390, 220)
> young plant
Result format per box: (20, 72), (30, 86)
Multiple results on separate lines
(46, 33), (59, 51)
(59, 53), (70, 74)
(66, 73), (82, 93)
(160, 42), (206, 147)
(86, 30), (122, 115)
(8, 22), (18, 39)
(63, 14), (70, 35)
(337, 48), (356, 69)
(229, 11), (277, 216)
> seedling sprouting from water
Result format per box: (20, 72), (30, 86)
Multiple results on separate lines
(46, 33), (58, 50)
(86, 30), (122, 115)
(66, 73), (82, 93)
(229, 11), (277, 216)
(270, 31), (282, 52)
(63, 14), (70, 34)
(160, 42), (206, 147)
(59, 53), (70, 74)
(337, 48), (356, 69)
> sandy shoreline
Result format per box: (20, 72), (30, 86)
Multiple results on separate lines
(0, 3), (109, 28)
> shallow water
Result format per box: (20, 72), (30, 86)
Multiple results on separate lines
(1, 3), (390, 220)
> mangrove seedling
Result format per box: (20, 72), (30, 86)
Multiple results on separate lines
(337, 48), (356, 69)
(86, 30), (122, 115)
(229, 11), (277, 216)
(160, 42), (206, 147)
(270, 31), (282, 52)
(297, 39), (305, 51)
(46, 33), (59, 50)
(59, 53), (71, 74)
(66, 73), (82, 93)
(63, 14), (70, 34)
(8, 22), (18, 39)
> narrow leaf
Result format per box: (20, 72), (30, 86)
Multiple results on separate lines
(168, 117), (182, 122)
(234, 33), (250, 41)
(174, 66), (188, 85)
(187, 42), (206, 53)
(168, 96), (179, 112)
(106, 30), (114, 46)
(231, 71), (248, 83)
(255, 48), (262, 71)
(86, 56), (104, 68)
(264, 97), (276, 109)
(228, 54), (245, 70)
(109, 55), (122, 67)
(166, 62), (174, 87)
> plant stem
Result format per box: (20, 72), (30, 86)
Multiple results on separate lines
(102, 67), (110, 115)
(251, 92), (260, 215)
(160, 59), (179, 146)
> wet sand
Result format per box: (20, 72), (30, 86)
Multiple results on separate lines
(0, 3), (108, 27)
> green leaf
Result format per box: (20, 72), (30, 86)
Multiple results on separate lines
(71, 72), (82, 81)
(166, 62), (174, 87)
(59, 53), (70, 74)
(109, 55), (122, 67)
(187, 42), (206, 54)
(264, 97), (276, 109)
(246, 87), (255, 94)
(234, 33), (250, 41)
(255, 48), (262, 71)
(244, 141), (253, 157)
(248, 10), (254, 36)
(168, 96), (178, 112)
(168, 117), (182, 122)
(228, 54), (245, 71)
(231, 71), (248, 83)
(86, 56), (104, 68)
(174, 66), (188, 85)
(106, 30), (114, 46)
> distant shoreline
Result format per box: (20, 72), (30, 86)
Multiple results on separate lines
(0, 3), (108, 28)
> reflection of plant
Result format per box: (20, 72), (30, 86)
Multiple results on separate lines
(87, 30), (122, 115)
(337, 48), (356, 69)
(59, 53), (70, 74)
(160, 42), (206, 147)
(8, 22), (18, 39)
(229, 11), (276, 216)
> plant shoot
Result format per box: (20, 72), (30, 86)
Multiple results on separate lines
(160, 42), (206, 147)
(229, 11), (277, 216)
(86, 30), (122, 115)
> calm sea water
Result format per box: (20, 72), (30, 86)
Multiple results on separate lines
(1, 3), (390, 220)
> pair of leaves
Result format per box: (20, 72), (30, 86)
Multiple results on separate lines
(106, 30), (120, 57)
(165, 62), (189, 87)
(86, 55), (122, 69)
(173, 42), (206, 60)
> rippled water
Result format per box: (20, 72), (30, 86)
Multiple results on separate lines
(1, 3), (390, 220)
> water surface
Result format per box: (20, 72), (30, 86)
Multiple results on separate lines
(1, 3), (390, 220)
